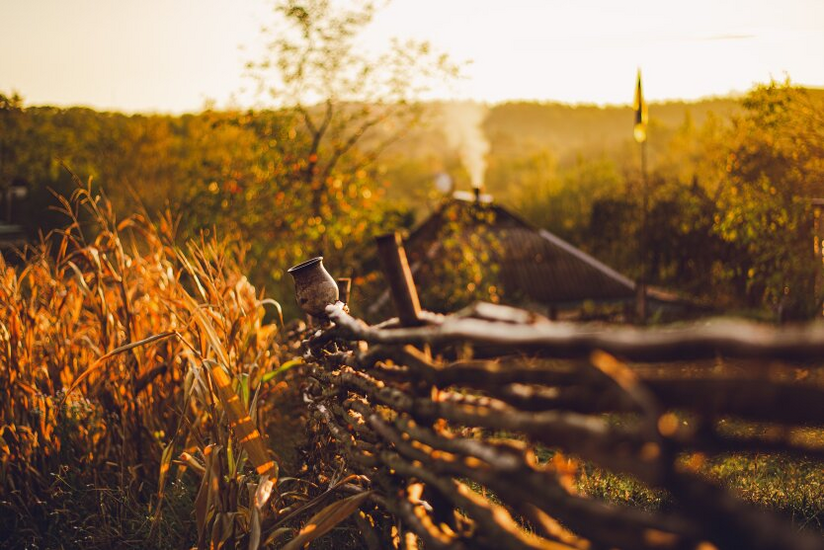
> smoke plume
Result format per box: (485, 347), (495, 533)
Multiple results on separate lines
(442, 101), (490, 190)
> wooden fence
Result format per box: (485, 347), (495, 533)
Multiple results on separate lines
(297, 234), (824, 550)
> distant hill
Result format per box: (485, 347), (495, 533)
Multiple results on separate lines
(378, 95), (745, 205)
(485, 97), (741, 163)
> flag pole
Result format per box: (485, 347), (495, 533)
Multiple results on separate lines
(640, 135), (648, 322)
(633, 69), (649, 323)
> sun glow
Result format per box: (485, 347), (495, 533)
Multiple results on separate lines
(1, 0), (823, 112)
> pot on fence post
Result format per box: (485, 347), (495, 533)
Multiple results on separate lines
(287, 257), (339, 319)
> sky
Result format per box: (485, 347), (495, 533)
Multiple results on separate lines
(1, 0), (823, 113)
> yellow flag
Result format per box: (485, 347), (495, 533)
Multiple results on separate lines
(633, 69), (648, 143)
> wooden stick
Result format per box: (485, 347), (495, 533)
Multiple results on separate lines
(375, 232), (421, 326)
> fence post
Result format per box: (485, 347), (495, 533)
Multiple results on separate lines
(375, 232), (456, 528)
(336, 277), (352, 306)
(375, 232), (422, 326)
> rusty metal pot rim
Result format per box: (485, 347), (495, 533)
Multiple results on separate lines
(287, 256), (323, 274)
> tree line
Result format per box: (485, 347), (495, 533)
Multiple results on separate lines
(1, 81), (823, 319)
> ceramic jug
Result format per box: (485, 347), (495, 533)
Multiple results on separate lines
(287, 256), (339, 317)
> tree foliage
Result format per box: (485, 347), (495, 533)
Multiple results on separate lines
(246, 0), (458, 215)
(1, 80), (822, 319)
(714, 82), (824, 316)
(177, 0), (457, 315)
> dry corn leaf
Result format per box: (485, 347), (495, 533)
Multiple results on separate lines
(248, 474), (275, 550)
(182, 291), (278, 481)
(65, 331), (177, 396)
(282, 490), (372, 550)
(153, 438), (176, 516)
(195, 444), (221, 548)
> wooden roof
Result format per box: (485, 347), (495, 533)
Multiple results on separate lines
(366, 196), (637, 318)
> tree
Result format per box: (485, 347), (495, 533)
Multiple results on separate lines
(168, 1), (460, 316)
(0, 93), (25, 192)
(247, 0), (459, 222)
(713, 81), (824, 317)
(174, 0), (457, 316)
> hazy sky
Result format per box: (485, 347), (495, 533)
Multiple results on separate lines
(2, 0), (823, 113)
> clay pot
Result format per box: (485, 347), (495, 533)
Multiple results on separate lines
(287, 257), (339, 318)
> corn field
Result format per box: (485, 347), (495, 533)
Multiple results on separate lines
(0, 182), (368, 549)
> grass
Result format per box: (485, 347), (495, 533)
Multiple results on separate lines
(707, 448), (824, 530)
(540, 418), (824, 533)
(569, 448), (824, 531)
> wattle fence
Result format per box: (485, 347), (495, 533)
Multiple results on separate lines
(296, 233), (824, 550)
